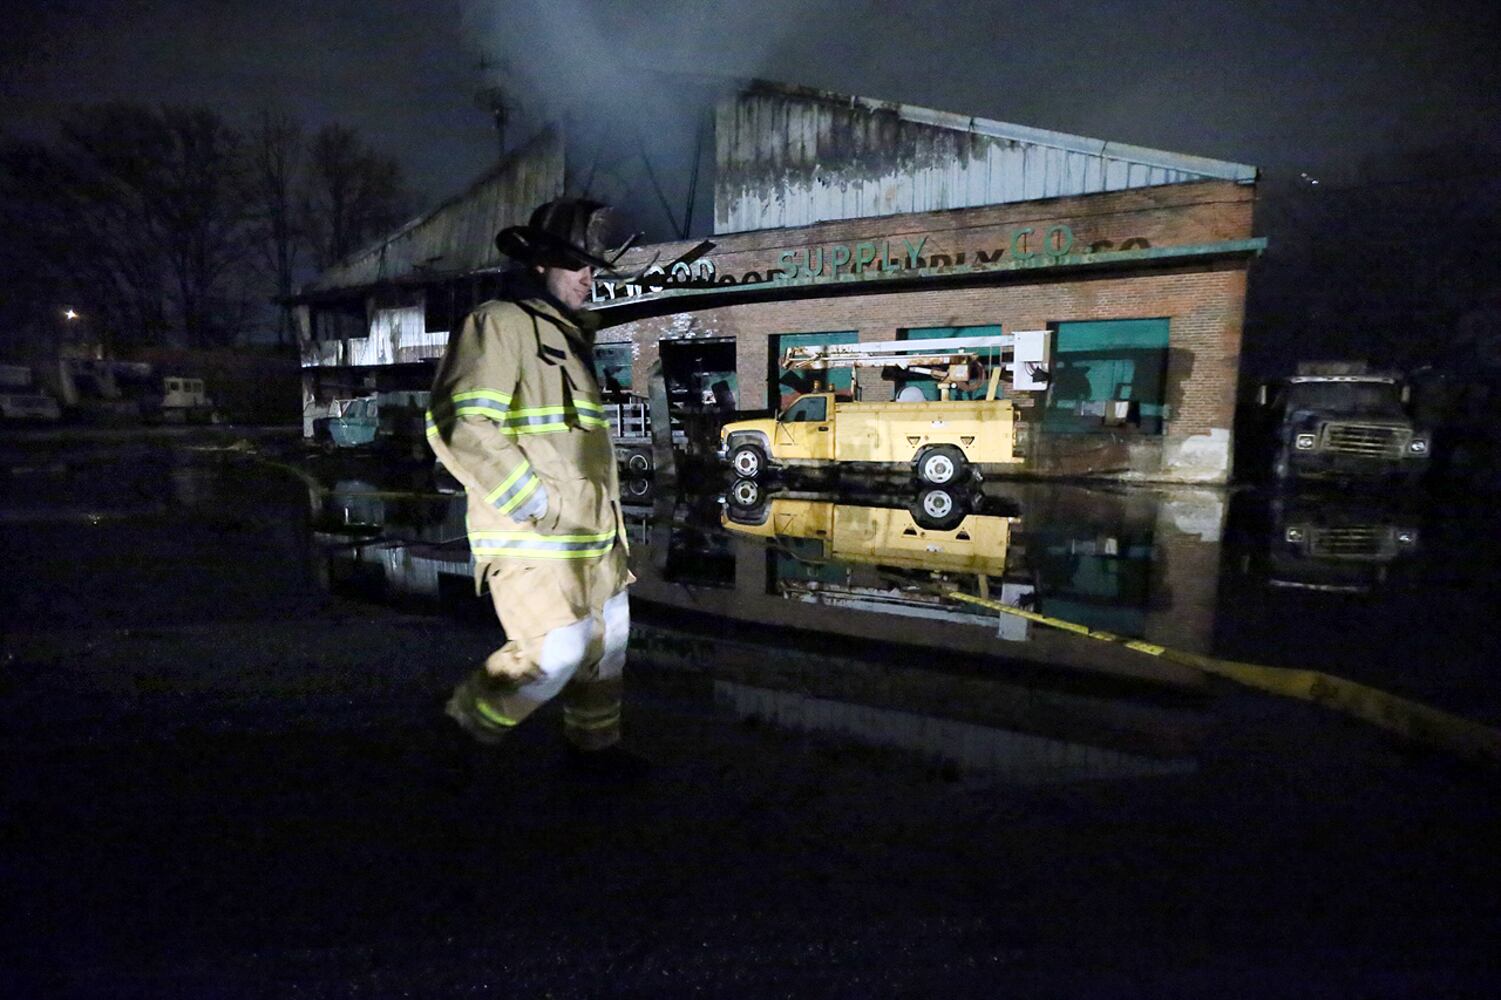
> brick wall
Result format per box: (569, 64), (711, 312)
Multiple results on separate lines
(610, 264), (1248, 481)
(600, 181), (1255, 483)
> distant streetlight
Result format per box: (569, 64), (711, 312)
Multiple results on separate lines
(63, 308), (79, 320)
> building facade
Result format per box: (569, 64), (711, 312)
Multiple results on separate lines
(294, 82), (1261, 483)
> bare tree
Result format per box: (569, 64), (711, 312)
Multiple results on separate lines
(3, 104), (413, 352)
(1, 111), (172, 350)
(303, 124), (410, 270)
(50, 103), (253, 348)
(154, 106), (253, 346)
(248, 110), (305, 346)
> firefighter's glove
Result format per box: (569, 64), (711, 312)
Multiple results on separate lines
(512, 481), (548, 523)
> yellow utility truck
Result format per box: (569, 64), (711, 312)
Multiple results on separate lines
(718, 332), (1051, 485)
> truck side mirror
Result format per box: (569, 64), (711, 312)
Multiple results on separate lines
(1256, 384), (1268, 406)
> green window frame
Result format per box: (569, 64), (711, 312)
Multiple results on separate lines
(771, 331), (858, 409)
(1043, 319), (1171, 435)
(594, 343), (633, 394)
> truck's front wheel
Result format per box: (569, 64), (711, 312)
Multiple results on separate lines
(916, 445), (967, 485)
(730, 442), (766, 478)
(727, 477), (763, 510)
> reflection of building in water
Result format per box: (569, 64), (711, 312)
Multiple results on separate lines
(305, 474), (1226, 687)
(621, 480), (1226, 684)
(310, 483), (471, 605)
(722, 486), (1035, 640)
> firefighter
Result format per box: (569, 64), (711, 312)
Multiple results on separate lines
(427, 198), (637, 766)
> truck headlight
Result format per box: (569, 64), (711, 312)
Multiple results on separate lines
(1284, 526), (1305, 543)
(1395, 529), (1418, 545)
(1408, 438), (1428, 455)
(1294, 433), (1316, 450)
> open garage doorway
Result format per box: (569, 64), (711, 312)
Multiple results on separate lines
(658, 338), (739, 461)
(658, 338), (738, 414)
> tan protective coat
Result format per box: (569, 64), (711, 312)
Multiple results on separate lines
(427, 295), (631, 744)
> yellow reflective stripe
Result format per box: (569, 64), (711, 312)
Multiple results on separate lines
(506, 425), (571, 436)
(470, 531), (616, 542)
(496, 550), (604, 560)
(430, 390), (513, 416)
(505, 405), (573, 418)
(484, 462), (541, 514)
(563, 713), (619, 732)
(470, 548), (613, 561)
(474, 698), (519, 728)
(494, 476), (539, 514)
(469, 529), (616, 560)
(564, 705), (620, 722)
(484, 461), (531, 501)
(450, 389), (513, 405)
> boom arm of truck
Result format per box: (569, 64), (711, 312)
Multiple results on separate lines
(781, 331), (1052, 400)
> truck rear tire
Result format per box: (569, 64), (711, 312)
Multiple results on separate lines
(916, 445), (967, 486)
(730, 443), (766, 479)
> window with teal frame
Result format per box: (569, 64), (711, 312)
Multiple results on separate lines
(594, 343), (633, 394)
(900, 325), (1004, 401)
(1042, 319), (1170, 434)
(771, 331), (858, 409)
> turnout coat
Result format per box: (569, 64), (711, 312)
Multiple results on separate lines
(426, 295), (630, 638)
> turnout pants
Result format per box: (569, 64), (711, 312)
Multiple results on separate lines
(465, 542), (632, 750)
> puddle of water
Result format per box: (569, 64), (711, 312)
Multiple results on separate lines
(298, 458), (1501, 735)
(7, 438), (1497, 775)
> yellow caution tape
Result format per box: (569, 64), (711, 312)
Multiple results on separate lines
(947, 590), (1501, 768)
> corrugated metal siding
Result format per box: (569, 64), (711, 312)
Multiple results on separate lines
(714, 87), (1254, 234)
(306, 128), (565, 293)
(300, 305), (448, 369)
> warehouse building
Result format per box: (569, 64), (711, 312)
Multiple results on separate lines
(294, 80), (1262, 483)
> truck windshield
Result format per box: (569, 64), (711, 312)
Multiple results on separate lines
(780, 396), (827, 422)
(1284, 382), (1405, 416)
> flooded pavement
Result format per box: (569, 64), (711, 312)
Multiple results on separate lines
(3, 431), (1500, 995)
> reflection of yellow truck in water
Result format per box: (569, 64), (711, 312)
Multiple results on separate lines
(722, 489), (1016, 578)
(718, 332), (1052, 485)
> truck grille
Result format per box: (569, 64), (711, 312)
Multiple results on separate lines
(1322, 423), (1407, 458)
(1309, 525), (1393, 559)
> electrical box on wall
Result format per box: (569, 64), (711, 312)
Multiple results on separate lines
(1011, 330), (1052, 391)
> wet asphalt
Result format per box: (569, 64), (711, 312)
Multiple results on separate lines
(2, 429), (1499, 997)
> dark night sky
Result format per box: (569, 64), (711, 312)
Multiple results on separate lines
(4, 0), (1500, 217)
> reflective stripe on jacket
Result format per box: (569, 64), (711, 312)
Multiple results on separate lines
(426, 296), (624, 585)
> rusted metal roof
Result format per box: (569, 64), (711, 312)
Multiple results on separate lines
(302, 128), (564, 295)
(715, 81), (1257, 234)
